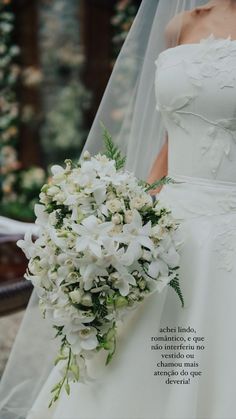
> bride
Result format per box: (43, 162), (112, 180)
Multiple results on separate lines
(1, 0), (236, 418)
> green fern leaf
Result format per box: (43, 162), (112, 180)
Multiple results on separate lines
(145, 176), (181, 192)
(100, 121), (126, 170)
(168, 276), (184, 308)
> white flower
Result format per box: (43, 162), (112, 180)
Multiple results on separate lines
(112, 213), (123, 225)
(109, 224), (123, 235)
(155, 276), (172, 293)
(51, 165), (64, 176)
(72, 215), (113, 258)
(154, 235), (180, 268)
(124, 210), (133, 223)
(66, 325), (98, 354)
(142, 249), (152, 261)
(146, 275), (170, 294)
(151, 225), (165, 240)
(34, 204), (49, 227)
(116, 210), (154, 265)
(54, 191), (66, 204)
(106, 198), (124, 213)
(130, 194), (151, 210)
(69, 289), (83, 304)
(47, 186), (60, 197)
(81, 293), (93, 307)
(107, 191), (116, 200)
(160, 244), (180, 268)
(92, 154), (116, 177)
(83, 150), (91, 160)
(148, 258), (169, 279)
(111, 268), (136, 297)
(79, 254), (109, 290)
(17, 231), (35, 259)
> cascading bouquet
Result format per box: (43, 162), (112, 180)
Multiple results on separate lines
(18, 124), (184, 407)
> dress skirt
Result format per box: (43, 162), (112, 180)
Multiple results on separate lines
(27, 174), (236, 419)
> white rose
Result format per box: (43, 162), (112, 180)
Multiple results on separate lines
(130, 196), (147, 210)
(151, 225), (165, 240)
(124, 210), (133, 223)
(112, 213), (123, 225)
(159, 214), (174, 228)
(106, 198), (123, 213)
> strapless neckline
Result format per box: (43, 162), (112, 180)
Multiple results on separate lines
(157, 33), (236, 61)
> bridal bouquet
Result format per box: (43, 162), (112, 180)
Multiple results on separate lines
(18, 125), (184, 406)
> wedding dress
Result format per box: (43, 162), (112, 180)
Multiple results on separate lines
(26, 34), (236, 419)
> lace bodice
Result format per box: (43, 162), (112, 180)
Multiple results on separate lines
(155, 34), (236, 181)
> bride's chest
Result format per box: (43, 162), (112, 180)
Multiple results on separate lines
(154, 39), (236, 122)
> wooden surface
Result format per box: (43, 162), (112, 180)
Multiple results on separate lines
(0, 235), (32, 316)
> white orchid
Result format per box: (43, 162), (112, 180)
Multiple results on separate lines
(116, 209), (154, 264)
(72, 215), (113, 258)
(17, 231), (35, 259)
(66, 325), (98, 354)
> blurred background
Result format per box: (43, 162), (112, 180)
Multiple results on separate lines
(0, 0), (142, 377)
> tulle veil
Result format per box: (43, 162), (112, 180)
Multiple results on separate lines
(0, 0), (206, 417)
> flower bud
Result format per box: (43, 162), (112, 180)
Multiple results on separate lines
(81, 293), (93, 307)
(69, 289), (83, 304)
(67, 272), (80, 283)
(47, 186), (59, 197)
(110, 272), (120, 283)
(138, 279), (146, 290)
(103, 341), (114, 350)
(83, 150), (91, 160)
(106, 328), (115, 340)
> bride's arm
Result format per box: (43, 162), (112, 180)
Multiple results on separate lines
(146, 132), (168, 195)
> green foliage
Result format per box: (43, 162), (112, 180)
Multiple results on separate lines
(145, 176), (179, 192)
(49, 345), (80, 408)
(92, 293), (109, 319)
(100, 121), (126, 170)
(169, 273), (185, 308)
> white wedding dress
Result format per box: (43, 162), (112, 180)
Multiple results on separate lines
(27, 34), (236, 419)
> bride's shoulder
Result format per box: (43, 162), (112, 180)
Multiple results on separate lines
(164, 4), (213, 46)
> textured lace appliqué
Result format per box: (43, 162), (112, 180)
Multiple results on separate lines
(213, 220), (236, 272)
(155, 34), (236, 177)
